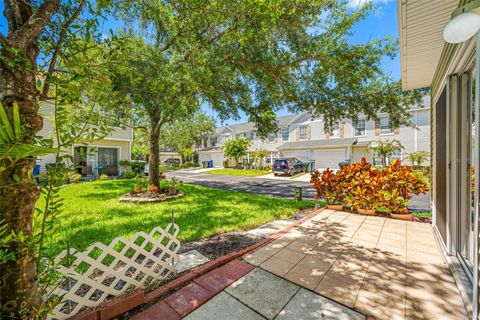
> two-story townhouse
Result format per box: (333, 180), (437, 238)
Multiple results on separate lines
(36, 102), (133, 176)
(199, 96), (430, 169)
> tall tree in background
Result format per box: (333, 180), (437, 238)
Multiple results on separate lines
(160, 112), (215, 163)
(111, 0), (425, 187)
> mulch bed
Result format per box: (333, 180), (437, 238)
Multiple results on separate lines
(178, 206), (315, 260)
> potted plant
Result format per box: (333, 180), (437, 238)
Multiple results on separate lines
(311, 168), (343, 210)
(134, 175), (146, 193)
(342, 158), (381, 215)
(380, 160), (429, 220)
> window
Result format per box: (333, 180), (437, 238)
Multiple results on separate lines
(268, 133), (276, 142)
(380, 116), (392, 134)
(389, 149), (402, 163)
(299, 125), (308, 140)
(281, 128), (289, 141)
(211, 137), (217, 147)
(244, 132), (253, 140)
(331, 122), (339, 137)
(203, 139), (208, 148)
(354, 119), (366, 136)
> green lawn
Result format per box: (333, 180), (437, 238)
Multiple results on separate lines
(204, 168), (270, 177)
(38, 180), (314, 256)
(159, 165), (180, 171)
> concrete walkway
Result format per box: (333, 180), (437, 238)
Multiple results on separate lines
(133, 210), (466, 320)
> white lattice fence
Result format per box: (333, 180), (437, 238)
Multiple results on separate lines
(46, 223), (180, 320)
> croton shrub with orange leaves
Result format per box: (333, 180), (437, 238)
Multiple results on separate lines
(310, 168), (343, 205)
(311, 157), (429, 213)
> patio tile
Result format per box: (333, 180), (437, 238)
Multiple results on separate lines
(276, 288), (365, 320)
(132, 301), (180, 320)
(257, 239), (291, 255)
(164, 282), (213, 317)
(284, 264), (326, 290)
(194, 259), (254, 294)
(245, 220), (292, 238)
(183, 292), (265, 320)
(176, 250), (210, 273)
(315, 274), (362, 308)
(225, 268), (299, 319)
(260, 255), (296, 277)
(296, 254), (335, 270)
(355, 289), (405, 320)
(244, 250), (271, 266)
(274, 247), (306, 264)
(286, 239), (319, 253)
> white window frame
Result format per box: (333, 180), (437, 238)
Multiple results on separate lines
(380, 116), (392, 135)
(354, 119), (366, 137)
(281, 128), (289, 141)
(268, 133), (276, 143)
(299, 125), (308, 140)
(211, 137), (217, 147)
(331, 122), (340, 137)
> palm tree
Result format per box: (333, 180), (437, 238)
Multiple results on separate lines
(368, 139), (405, 166)
(406, 151), (430, 170)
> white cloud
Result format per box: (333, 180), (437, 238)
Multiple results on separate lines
(347, 0), (392, 8)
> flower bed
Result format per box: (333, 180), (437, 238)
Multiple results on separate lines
(311, 157), (429, 220)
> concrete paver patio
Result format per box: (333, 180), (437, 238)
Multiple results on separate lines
(133, 209), (467, 320)
(244, 210), (468, 319)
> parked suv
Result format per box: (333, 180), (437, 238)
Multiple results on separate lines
(272, 158), (304, 176)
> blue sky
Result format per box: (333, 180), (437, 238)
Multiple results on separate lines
(0, 0), (399, 125)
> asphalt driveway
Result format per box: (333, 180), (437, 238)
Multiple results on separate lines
(165, 171), (430, 212)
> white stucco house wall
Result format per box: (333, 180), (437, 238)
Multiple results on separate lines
(36, 102), (133, 176)
(198, 96), (430, 169)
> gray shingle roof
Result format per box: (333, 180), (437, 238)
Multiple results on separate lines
(218, 112), (311, 134)
(278, 138), (359, 150)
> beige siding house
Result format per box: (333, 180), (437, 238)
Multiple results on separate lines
(199, 97), (430, 169)
(37, 102), (133, 176)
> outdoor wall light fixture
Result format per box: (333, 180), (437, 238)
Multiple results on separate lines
(443, 11), (480, 44)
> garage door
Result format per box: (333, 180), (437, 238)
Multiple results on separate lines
(281, 150), (314, 162)
(314, 148), (347, 169)
(210, 153), (225, 167)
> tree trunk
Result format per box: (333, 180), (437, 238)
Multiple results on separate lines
(0, 40), (45, 318)
(148, 117), (162, 187)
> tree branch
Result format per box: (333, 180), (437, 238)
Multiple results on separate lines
(43, 2), (84, 96)
(9, 0), (61, 48)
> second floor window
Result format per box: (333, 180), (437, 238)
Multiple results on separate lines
(380, 116), (392, 134)
(281, 128), (289, 141)
(331, 122), (339, 137)
(203, 139), (208, 148)
(211, 137), (217, 147)
(354, 119), (366, 136)
(268, 133), (276, 142)
(299, 125), (307, 140)
(244, 132), (253, 140)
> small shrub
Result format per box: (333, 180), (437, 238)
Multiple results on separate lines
(69, 173), (82, 183)
(131, 161), (146, 174)
(99, 174), (109, 181)
(181, 162), (194, 168)
(123, 169), (137, 179)
(310, 168), (342, 205)
(119, 160), (131, 167)
(341, 158), (382, 210)
(379, 160), (429, 213)
(135, 174), (146, 191)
